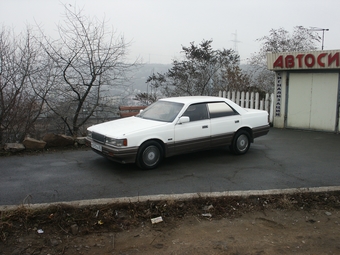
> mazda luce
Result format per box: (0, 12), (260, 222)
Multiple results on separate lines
(85, 96), (270, 169)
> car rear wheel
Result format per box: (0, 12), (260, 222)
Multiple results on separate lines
(231, 130), (250, 155)
(136, 141), (163, 169)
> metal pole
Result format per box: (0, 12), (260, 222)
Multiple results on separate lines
(309, 27), (329, 50)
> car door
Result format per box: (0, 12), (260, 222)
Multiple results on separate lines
(174, 103), (211, 155)
(208, 102), (242, 147)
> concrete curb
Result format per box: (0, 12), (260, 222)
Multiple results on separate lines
(1, 186), (340, 211)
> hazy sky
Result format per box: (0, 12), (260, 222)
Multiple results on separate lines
(1, 0), (339, 64)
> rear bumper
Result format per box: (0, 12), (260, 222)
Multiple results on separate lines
(85, 138), (138, 164)
(252, 124), (270, 139)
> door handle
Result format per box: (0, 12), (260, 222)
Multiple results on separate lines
(202, 125), (208, 129)
(235, 120), (239, 123)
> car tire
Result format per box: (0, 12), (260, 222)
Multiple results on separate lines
(136, 141), (163, 170)
(231, 130), (250, 155)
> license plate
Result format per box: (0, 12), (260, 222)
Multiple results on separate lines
(91, 142), (102, 152)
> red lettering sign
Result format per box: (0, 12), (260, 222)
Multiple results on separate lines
(317, 53), (327, 67)
(328, 53), (339, 66)
(285, 55), (295, 68)
(273, 56), (283, 68)
(305, 54), (315, 67)
(296, 54), (304, 67)
(272, 52), (340, 69)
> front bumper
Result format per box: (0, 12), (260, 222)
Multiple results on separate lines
(85, 138), (138, 164)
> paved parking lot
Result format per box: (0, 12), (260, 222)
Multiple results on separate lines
(0, 128), (340, 206)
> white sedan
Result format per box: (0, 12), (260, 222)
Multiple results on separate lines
(85, 96), (269, 169)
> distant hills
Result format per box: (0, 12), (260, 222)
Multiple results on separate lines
(129, 63), (251, 93)
(129, 63), (172, 92)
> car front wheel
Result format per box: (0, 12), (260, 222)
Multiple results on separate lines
(231, 130), (250, 155)
(136, 141), (163, 170)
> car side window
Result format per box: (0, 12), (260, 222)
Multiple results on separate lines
(208, 102), (238, 118)
(183, 103), (208, 121)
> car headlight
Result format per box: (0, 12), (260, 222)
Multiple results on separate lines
(105, 137), (128, 147)
(87, 131), (92, 139)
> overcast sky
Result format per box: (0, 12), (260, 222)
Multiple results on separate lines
(1, 0), (339, 64)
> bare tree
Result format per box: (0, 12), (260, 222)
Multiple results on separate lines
(257, 26), (320, 53)
(247, 26), (320, 93)
(39, 4), (137, 136)
(0, 27), (45, 144)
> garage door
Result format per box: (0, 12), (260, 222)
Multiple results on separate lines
(287, 73), (339, 132)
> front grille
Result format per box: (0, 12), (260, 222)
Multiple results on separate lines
(92, 132), (105, 143)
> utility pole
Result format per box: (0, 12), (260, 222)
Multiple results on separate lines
(309, 27), (329, 50)
(231, 30), (241, 54)
(231, 30), (241, 64)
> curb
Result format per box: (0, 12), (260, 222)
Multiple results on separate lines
(1, 186), (340, 211)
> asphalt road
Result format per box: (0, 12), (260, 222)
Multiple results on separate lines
(1, 128), (340, 206)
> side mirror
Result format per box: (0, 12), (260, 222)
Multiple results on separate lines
(178, 116), (190, 124)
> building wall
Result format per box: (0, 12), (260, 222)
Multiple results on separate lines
(273, 72), (287, 128)
(268, 50), (340, 133)
(287, 72), (339, 132)
(273, 71), (340, 132)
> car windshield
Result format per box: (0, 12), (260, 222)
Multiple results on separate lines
(137, 101), (184, 122)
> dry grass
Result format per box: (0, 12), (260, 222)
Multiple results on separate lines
(1, 191), (340, 245)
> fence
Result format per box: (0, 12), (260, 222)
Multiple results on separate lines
(218, 90), (274, 124)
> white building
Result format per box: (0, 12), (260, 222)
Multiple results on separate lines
(267, 50), (340, 133)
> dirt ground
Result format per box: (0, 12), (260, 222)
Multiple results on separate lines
(1, 191), (340, 255)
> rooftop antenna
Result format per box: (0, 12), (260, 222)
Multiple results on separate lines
(309, 27), (329, 50)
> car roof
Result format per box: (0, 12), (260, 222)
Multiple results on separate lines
(160, 96), (228, 104)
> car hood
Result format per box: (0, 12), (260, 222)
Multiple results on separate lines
(88, 116), (168, 137)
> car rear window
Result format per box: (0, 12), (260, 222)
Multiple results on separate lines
(207, 102), (238, 118)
